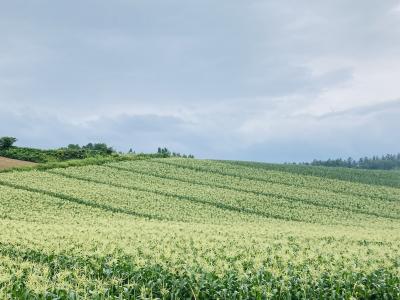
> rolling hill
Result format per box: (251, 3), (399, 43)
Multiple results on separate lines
(0, 157), (399, 299)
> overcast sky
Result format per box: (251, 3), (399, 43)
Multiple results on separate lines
(1, 1), (400, 162)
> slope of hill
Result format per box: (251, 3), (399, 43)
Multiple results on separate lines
(0, 157), (399, 299)
(0, 156), (37, 170)
(223, 160), (400, 188)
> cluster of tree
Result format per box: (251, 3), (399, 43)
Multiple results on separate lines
(301, 154), (400, 170)
(1, 136), (194, 163)
(66, 143), (114, 154)
(49, 143), (115, 161)
(127, 147), (194, 158)
(59, 143), (114, 159)
(0, 137), (116, 163)
(157, 147), (194, 158)
(0, 137), (17, 150)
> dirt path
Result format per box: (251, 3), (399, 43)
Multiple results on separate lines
(0, 156), (37, 170)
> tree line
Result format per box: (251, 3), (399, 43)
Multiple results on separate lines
(0, 137), (194, 162)
(300, 154), (400, 170)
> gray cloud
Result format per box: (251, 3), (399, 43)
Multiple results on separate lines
(316, 99), (400, 119)
(1, 0), (399, 161)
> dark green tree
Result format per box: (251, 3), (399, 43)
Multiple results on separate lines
(0, 137), (17, 150)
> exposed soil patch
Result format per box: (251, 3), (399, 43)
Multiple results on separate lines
(0, 156), (37, 170)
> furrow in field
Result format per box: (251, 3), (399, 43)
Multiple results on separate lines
(0, 179), (160, 220)
(103, 164), (400, 220)
(45, 169), (290, 222)
(104, 161), (400, 220)
(47, 165), (400, 226)
(223, 160), (400, 188)
(0, 171), (281, 224)
(149, 159), (400, 202)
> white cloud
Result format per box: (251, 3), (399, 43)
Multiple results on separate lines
(392, 2), (400, 13)
(297, 58), (400, 116)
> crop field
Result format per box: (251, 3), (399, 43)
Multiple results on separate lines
(0, 157), (399, 299)
(0, 156), (36, 170)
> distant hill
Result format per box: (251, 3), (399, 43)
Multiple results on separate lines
(0, 157), (399, 298)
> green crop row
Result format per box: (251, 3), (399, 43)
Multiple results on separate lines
(223, 160), (400, 188)
(148, 158), (400, 202)
(0, 158), (399, 299)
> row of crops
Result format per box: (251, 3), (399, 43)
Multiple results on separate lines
(0, 157), (399, 298)
(224, 160), (400, 188)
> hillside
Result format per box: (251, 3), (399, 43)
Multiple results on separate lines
(0, 157), (399, 298)
(223, 160), (400, 188)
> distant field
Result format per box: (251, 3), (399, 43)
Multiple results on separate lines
(0, 156), (36, 170)
(222, 160), (400, 188)
(0, 157), (399, 299)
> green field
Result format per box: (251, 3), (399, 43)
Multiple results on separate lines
(0, 157), (399, 299)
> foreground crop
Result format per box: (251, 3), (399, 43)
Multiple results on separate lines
(0, 158), (399, 299)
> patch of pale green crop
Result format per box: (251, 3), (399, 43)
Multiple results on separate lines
(0, 158), (399, 299)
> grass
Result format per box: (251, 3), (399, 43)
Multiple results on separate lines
(0, 157), (399, 299)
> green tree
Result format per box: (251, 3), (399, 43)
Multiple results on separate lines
(0, 137), (17, 150)
(82, 143), (114, 155)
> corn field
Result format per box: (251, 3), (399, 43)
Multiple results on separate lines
(0, 158), (399, 299)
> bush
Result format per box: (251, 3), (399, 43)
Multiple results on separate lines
(0, 147), (50, 163)
(55, 149), (88, 161)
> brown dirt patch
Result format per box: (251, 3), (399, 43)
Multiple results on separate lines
(0, 156), (37, 170)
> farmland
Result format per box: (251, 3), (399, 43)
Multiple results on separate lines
(0, 156), (36, 170)
(0, 157), (399, 299)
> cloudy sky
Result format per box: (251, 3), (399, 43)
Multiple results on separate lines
(1, 0), (400, 162)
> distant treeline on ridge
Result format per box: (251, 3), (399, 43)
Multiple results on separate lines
(299, 154), (400, 170)
(0, 136), (194, 163)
